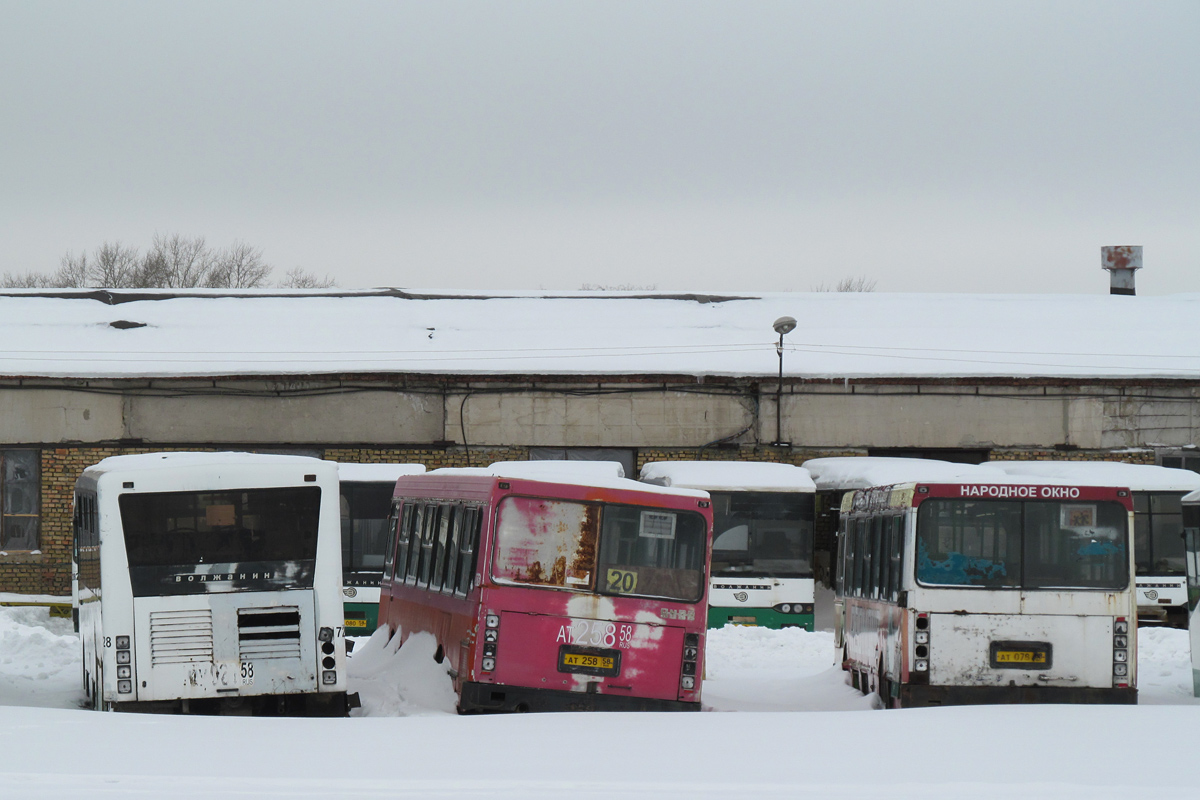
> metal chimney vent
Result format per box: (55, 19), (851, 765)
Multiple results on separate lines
(1101, 246), (1142, 296)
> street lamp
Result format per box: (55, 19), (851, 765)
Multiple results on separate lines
(772, 316), (797, 446)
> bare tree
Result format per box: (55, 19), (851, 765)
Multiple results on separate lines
(90, 242), (143, 288)
(578, 283), (658, 291)
(54, 251), (91, 287)
(813, 276), (878, 292)
(142, 234), (214, 288)
(206, 241), (272, 288)
(278, 267), (337, 289)
(1, 271), (57, 288)
(4, 235), (336, 289)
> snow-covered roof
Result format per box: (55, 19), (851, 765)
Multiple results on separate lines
(640, 461), (815, 492)
(485, 460), (626, 480)
(424, 465), (709, 499)
(5, 288), (1200, 379)
(988, 461), (1200, 492)
(85, 451), (333, 476)
(802, 457), (1024, 491)
(335, 463), (427, 483)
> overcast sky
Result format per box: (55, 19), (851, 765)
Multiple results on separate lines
(2, 1), (1197, 294)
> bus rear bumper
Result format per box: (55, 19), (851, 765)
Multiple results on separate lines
(459, 682), (701, 714)
(898, 684), (1137, 708)
(111, 691), (353, 717)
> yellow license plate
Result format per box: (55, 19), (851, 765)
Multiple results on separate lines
(344, 619), (367, 628)
(995, 651), (1047, 664)
(561, 653), (614, 670)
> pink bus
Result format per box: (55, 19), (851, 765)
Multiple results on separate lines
(378, 470), (712, 712)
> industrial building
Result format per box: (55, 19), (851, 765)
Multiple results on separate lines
(1, 282), (1198, 596)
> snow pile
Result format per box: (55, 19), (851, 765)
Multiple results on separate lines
(1135, 626), (1200, 706)
(804, 456), (1035, 490)
(705, 624), (835, 677)
(640, 460), (816, 492)
(346, 626), (458, 716)
(0, 606), (81, 709)
(335, 462), (426, 482)
(989, 460), (1200, 492)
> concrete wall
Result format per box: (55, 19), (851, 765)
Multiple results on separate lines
(770, 386), (1108, 449)
(127, 389), (443, 444)
(5, 381), (1199, 453)
(448, 389), (752, 448)
(0, 389), (125, 443)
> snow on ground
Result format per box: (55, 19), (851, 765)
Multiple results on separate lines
(0, 605), (81, 710)
(3, 606), (1200, 798)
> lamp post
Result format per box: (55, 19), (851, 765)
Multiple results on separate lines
(772, 316), (797, 446)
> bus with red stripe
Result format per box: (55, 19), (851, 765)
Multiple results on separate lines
(378, 468), (712, 713)
(837, 480), (1137, 707)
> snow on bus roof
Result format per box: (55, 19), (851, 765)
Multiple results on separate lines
(988, 460), (1200, 492)
(335, 463), (427, 483)
(4, 288), (1200, 380)
(485, 460), (627, 480)
(801, 457), (1031, 491)
(421, 465), (709, 499)
(86, 451), (333, 475)
(639, 461), (815, 492)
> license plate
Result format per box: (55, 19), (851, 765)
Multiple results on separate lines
(562, 652), (614, 670)
(557, 645), (621, 677)
(731, 616), (758, 625)
(344, 618), (367, 628)
(989, 641), (1052, 670)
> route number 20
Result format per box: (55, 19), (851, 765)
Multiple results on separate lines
(606, 568), (638, 594)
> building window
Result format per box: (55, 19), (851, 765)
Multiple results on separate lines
(1157, 450), (1200, 474)
(1, 450), (39, 551)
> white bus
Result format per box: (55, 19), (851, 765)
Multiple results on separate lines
(640, 461), (816, 630)
(337, 462), (426, 634)
(806, 457), (1137, 706)
(990, 460), (1200, 627)
(73, 452), (351, 715)
(1181, 489), (1200, 696)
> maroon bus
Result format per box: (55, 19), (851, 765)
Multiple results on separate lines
(378, 470), (712, 712)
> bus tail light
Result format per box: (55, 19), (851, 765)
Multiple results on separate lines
(681, 632), (700, 691)
(482, 612), (499, 673)
(115, 635), (133, 694)
(912, 613), (930, 678)
(1113, 617), (1130, 686)
(322, 670), (338, 685)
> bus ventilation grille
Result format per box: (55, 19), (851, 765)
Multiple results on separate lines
(149, 609), (215, 665)
(237, 606), (302, 661)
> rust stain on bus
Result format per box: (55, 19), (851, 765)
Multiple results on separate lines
(569, 505), (600, 579)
